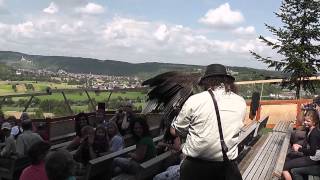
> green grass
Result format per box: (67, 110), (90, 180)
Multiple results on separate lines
(261, 128), (273, 134)
(0, 81), (78, 95)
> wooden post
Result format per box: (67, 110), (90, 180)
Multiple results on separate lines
(85, 90), (96, 112)
(61, 91), (73, 115)
(23, 96), (34, 112)
(0, 97), (6, 108)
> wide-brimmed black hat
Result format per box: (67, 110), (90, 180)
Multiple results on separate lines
(199, 64), (235, 83)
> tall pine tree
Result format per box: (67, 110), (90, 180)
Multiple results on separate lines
(251, 0), (320, 98)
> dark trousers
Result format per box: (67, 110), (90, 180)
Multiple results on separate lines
(180, 157), (239, 180)
(283, 155), (318, 171)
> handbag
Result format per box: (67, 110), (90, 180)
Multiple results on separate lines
(208, 90), (243, 180)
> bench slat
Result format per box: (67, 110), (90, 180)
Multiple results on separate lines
(242, 133), (273, 179)
(272, 125), (293, 178)
(256, 132), (284, 180)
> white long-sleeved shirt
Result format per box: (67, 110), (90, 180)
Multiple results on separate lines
(172, 88), (246, 161)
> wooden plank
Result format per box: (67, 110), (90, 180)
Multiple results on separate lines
(251, 132), (284, 180)
(244, 134), (276, 180)
(258, 132), (285, 180)
(238, 122), (258, 143)
(272, 125), (293, 178)
(50, 140), (71, 150)
(242, 133), (273, 179)
(85, 135), (164, 180)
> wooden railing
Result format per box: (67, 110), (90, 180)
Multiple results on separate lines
(246, 99), (312, 128)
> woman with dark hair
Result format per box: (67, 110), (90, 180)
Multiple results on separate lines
(74, 126), (96, 166)
(113, 115), (156, 174)
(282, 109), (320, 180)
(93, 125), (110, 156)
(19, 141), (50, 180)
(45, 150), (76, 180)
(67, 113), (90, 151)
(107, 121), (124, 152)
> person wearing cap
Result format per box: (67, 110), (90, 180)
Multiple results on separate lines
(0, 122), (16, 157)
(170, 64), (246, 180)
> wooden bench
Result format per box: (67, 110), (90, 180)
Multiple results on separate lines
(241, 120), (292, 180)
(0, 156), (30, 180)
(237, 116), (269, 161)
(83, 135), (164, 180)
(112, 150), (176, 180)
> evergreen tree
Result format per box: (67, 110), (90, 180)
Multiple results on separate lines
(251, 0), (320, 98)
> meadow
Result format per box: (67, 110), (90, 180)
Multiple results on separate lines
(0, 81), (147, 117)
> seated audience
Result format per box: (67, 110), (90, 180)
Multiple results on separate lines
(8, 116), (23, 139)
(282, 109), (320, 180)
(0, 122), (16, 157)
(19, 141), (50, 180)
(107, 121), (124, 152)
(93, 125), (110, 156)
(45, 150), (76, 180)
(113, 115), (156, 174)
(74, 126), (96, 165)
(95, 109), (108, 127)
(67, 113), (89, 151)
(37, 122), (49, 141)
(16, 120), (43, 156)
(111, 103), (135, 135)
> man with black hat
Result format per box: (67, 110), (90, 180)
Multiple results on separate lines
(170, 64), (246, 180)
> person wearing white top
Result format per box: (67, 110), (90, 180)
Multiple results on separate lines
(171, 64), (246, 180)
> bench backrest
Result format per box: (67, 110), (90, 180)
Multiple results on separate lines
(254, 116), (269, 137)
(85, 135), (164, 180)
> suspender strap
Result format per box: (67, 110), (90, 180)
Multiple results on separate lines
(208, 89), (229, 161)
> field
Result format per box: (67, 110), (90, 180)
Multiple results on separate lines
(0, 81), (147, 117)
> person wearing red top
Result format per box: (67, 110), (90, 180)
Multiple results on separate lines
(19, 141), (50, 180)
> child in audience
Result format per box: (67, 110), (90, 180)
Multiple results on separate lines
(282, 109), (320, 180)
(74, 126), (96, 165)
(93, 125), (110, 156)
(19, 141), (50, 180)
(107, 121), (124, 152)
(45, 150), (76, 180)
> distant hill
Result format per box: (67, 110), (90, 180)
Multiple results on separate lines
(0, 51), (283, 80)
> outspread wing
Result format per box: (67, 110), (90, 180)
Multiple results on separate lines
(142, 71), (201, 130)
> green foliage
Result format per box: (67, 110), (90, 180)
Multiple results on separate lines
(250, 0), (320, 98)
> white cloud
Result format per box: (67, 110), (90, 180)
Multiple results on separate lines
(0, 0), (4, 7)
(43, 2), (59, 14)
(0, 12), (274, 68)
(153, 24), (169, 41)
(76, 2), (105, 15)
(199, 3), (244, 28)
(233, 26), (256, 37)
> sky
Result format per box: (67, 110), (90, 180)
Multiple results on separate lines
(0, 0), (283, 69)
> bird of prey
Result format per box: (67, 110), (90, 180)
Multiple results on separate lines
(142, 71), (260, 139)
(142, 71), (202, 135)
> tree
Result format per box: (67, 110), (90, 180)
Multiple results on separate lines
(250, 0), (320, 99)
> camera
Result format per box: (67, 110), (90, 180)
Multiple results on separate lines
(301, 103), (316, 111)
